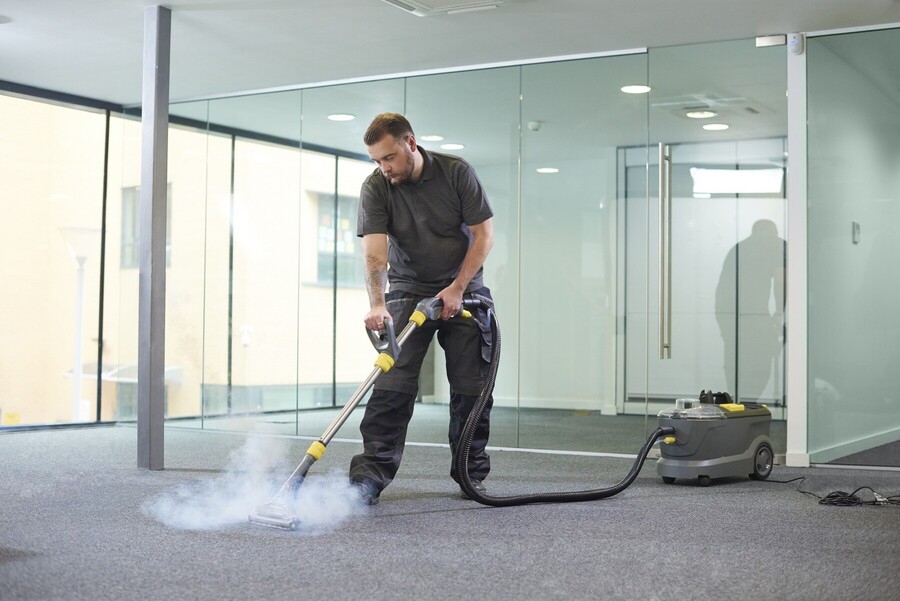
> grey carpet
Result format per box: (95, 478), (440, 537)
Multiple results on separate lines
(1, 426), (898, 601)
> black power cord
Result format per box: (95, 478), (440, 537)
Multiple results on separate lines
(818, 487), (900, 507)
(766, 476), (900, 506)
(456, 304), (676, 507)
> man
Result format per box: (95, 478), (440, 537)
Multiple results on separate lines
(350, 112), (496, 505)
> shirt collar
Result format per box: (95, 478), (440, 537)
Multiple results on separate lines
(417, 144), (435, 182)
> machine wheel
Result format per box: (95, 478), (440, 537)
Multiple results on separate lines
(698, 475), (711, 487)
(750, 442), (774, 480)
(662, 476), (676, 484)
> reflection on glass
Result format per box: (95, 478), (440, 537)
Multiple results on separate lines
(715, 218), (785, 401)
(639, 40), (788, 457)
(625, 139), (786, 422)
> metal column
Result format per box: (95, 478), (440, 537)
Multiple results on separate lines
(137, 5), (171, 470)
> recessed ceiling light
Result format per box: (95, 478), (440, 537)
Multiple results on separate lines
(440, 143), (465, 150)
(421, 134), (444, 142)
(536, 167), (559, 174)
(686, 110), (718, 119)
(620, 85), (651, 94)
(327, 113), (355, 121)
(702, 123), (729, 131)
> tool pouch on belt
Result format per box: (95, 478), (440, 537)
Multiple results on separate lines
(468, 290), (495, 364)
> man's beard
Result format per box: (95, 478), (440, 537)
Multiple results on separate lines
(385, 150), (415, 185)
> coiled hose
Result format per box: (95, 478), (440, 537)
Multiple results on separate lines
(456, 306), (675, 507)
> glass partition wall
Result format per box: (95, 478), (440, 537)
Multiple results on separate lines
(10, 31), (900, 466)
(154, 41), (790, 456)
(157, 59), (653, 450)
(807, 28), (900, 467)
(0, 95), (107, 426)
(2, 40), (798, 460)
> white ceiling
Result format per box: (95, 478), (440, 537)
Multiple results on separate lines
(2, 0), (899, 166)
(1, 0), (900, 106)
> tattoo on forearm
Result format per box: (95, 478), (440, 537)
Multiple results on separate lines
(365, 263), (387, 307)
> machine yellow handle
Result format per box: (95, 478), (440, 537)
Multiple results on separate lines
(663, 436), (676, 445)
(410, 301), (473, 327)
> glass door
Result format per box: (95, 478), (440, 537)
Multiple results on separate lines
(623, 40), (788, 451)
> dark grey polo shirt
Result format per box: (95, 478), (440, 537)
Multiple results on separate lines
(357, 146), (493, 296)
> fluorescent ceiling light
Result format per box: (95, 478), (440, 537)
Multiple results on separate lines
(686, 110), (717, 119)
(421, 134), (444, 141)
(621, 85), (651, 94)
(447, 4), (498, 14)
(690, 168), (784, 194)
(440, 143), (465, 150)
(327, 113), (355, 121)
(381, 0), (502, 17)
(536, 167), (559, 174)
(702, 123), (729, 131)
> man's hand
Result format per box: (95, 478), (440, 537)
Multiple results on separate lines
(436, 285), (464, 320)
(365, 305), (392, 331)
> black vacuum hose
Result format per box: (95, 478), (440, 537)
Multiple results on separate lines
(456, 307), (676, 507)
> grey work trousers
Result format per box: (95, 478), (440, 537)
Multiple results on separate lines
(349, 288), (494, 492)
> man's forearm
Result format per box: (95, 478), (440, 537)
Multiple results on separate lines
(451, 220), (494, 292)
(362, 233), (390, 309)
(452, 237), (492, 292)
(365, 260), (388, 308)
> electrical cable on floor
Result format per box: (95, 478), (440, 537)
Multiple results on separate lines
(764, 475), (900, 506)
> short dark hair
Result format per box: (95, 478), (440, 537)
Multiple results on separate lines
(364, 112), (414, 146)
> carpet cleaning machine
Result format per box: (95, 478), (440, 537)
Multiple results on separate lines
(249, 297), (770, 530)
(656, 392), (774, 486)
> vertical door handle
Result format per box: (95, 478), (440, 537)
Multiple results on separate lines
(658, 143), (672, 359)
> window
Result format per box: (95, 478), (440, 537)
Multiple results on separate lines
(317, 193), (363, 286)
(121, 185), (172, 268)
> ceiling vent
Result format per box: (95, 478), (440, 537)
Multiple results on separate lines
(381, 0), (503, 17)
(652, 92), (774, 119)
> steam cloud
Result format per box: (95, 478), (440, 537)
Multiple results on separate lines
(143, 434), (366, 533)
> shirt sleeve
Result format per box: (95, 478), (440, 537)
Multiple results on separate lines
(453, 160), (494, 226)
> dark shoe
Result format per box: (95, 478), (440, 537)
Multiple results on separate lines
(352, 479), (381, 506)
(459, 479), (486, 500)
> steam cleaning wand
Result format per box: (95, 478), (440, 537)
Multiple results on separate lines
(248, 297), (475, 530)
(249, 296), (672, 530)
